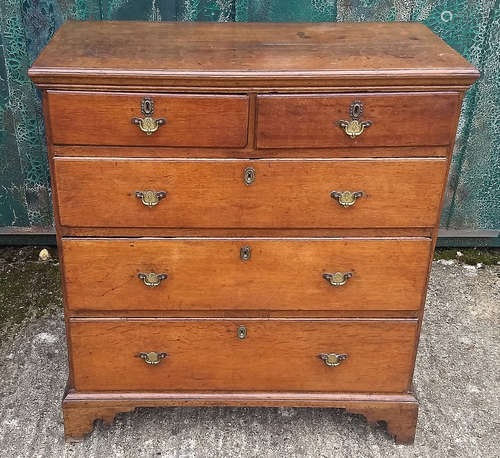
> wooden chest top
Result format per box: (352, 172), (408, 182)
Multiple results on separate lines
(28, 21), (478, 87)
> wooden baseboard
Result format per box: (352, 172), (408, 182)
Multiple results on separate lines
(63, 390), (419, 444)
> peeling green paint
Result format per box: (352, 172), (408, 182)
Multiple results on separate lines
(0, 0), (498, 234)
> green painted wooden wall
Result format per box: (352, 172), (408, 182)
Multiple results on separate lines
(0, 0), (498, 238)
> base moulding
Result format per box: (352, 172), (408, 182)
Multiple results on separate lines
(63, 390), (419, 444)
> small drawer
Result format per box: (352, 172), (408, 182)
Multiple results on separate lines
(54, 158), (447, 229)
(256, 92), (459, 148)
(62, 238), (431, 312)
(47, 91), (249, 147)
(70, 319), (417, 392)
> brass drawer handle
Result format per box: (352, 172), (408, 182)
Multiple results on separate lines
(138, 272), (168, 287)
(323, 272), (352, 287)
(135, 190), (167, 207)
(137, 351), (167, 365)
(131, 97), (166, 135)
(318, 353), (348, 367)
(330, 191), (363, 207)
(337, 100), (372, 138)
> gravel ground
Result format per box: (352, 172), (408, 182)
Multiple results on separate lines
(0, 248), (498, 458)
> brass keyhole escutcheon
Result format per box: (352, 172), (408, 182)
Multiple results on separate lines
(237, 325), (247, 339)
(351, 102), (362, 118)
(240, 245), (251, 261)
(143, 98), (153, 113)
(243, 167), (256, 185)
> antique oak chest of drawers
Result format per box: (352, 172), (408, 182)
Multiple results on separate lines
(29, 21), (478, 443)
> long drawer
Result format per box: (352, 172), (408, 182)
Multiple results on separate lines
(47, 91), (249, 147)
(62, 238), (431, 312)
(256, 92), (459, 148)
(70, 319), (417, 392)
(54, 158), (447, 228)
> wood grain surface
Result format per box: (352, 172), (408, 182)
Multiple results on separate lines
(54, 158), (447, 229)
(57, 227), (433, 238)
(257, 93), (458, 148)
(62, 392), (419, 443)
(29, 22), (478, 88)
(51, 144), (450, 158)
(62, 238), (431, 312)
(70, 319), (417, 393)
(47, 91), (249, 147)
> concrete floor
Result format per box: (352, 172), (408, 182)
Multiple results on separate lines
(0, 248), (498, 457)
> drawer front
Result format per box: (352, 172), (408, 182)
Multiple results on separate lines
(256, 93), (459, 148)
(70, 319), (417, 392)
(47, 91), (249, 147)
(63, 238), (431, 312)
(54, 158), (447, 228)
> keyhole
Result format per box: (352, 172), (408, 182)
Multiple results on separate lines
(243, 167), (256, 185)
(237, 325), (247, 339)
(142, 97), (154, 115)
(240, 245), (251, 261)
(350, 101), (363, 119)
